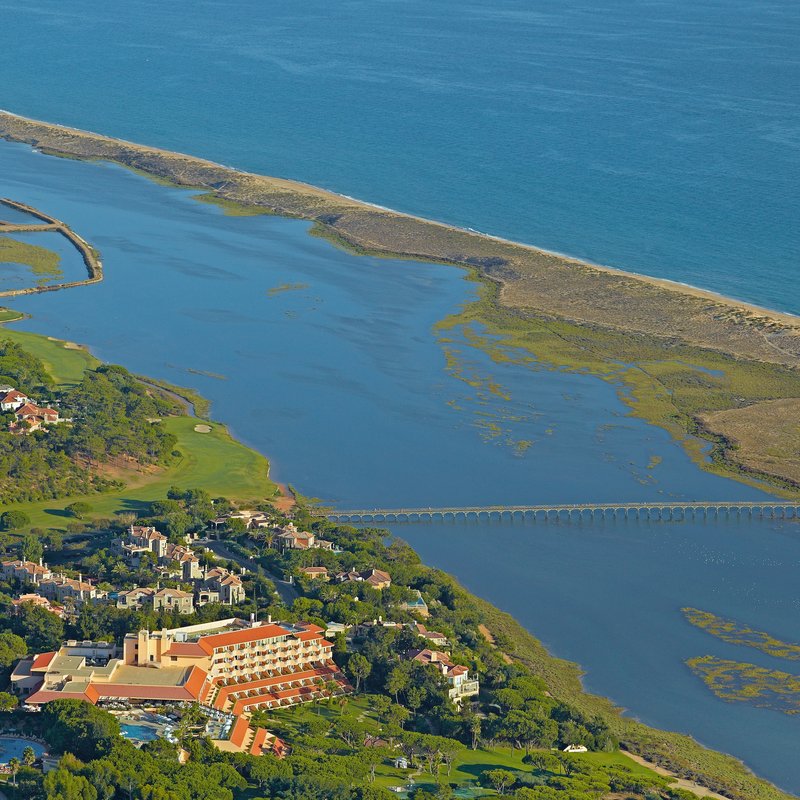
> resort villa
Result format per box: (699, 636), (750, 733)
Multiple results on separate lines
(1, 386), (61, 433)
(2, 559), (102, 605)
(335, 568), (392, 589)
(406, 648), (479, 705)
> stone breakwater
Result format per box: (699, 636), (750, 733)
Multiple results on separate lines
(0, 111), (798, 368)
(0, 197), (103, 297)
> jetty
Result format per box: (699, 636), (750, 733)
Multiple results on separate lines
(326, 501), (800, 523)
(0, 197), (102, 297)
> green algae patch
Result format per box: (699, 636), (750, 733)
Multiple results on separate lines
(0, 233), (63, 286)
(687, 656), (800, 715)
(434, 279), (800, 496)
(267, 282), (309, 297)
(683, 608), (800, 660)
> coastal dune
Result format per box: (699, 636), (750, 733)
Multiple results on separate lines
(0, 111), (798, 369)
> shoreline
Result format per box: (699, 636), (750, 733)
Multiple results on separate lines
(0, 111), (798, 371)
(1, 110), (795, 326)
(1, 113), (799, 493)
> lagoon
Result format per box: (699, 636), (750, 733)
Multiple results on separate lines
(0, 229), (88, 292)
(2, 140), (799, 791)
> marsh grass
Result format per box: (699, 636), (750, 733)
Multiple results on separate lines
(0, 234), (63, 286)
(683, 609), (800, 660)
(435, 280), (800, 495)
(687, 657), (800, 715)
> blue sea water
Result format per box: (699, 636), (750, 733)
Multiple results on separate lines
(1, 0), (799, 313)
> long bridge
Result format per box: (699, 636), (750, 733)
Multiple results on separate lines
(326, 501), (800, 524)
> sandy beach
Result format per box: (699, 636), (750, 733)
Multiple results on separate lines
(0, 111), (797, 370)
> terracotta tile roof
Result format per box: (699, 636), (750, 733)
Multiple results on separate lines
(213, 666), (339, 710)
(229, 715), (251, 748)
(26, 688), (96, 705)
(183, 665), (209, 698)
(410, 648), (454, 667)
(15, 403), (56, 419)
(118, 588), (155, 599)
(130, 526), (166, 540)
(94, 684), (197, 701)
(93, 666), (208, 703)
(154, 588), (193, 598)
(163, 642), (209, 658)
(3, 560), (50, 575)
(31, 651), (56, 671)
(199, 623), (296, 651)
(298, 622), (324, 634)
(250, 726), (268, 756)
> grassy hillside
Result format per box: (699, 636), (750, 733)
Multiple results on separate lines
(0, 323), (276, 528)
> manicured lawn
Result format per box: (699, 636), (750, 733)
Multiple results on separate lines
(577, 749), (661, 777)
(0, 307), (25, 322)
(0, 325), (99, 386)
(4, 415), (276, 530)
(1, 325), (276, 530)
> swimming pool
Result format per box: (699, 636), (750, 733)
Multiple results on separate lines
(0, 737), (45, 764)
(119, 723), (159, 743)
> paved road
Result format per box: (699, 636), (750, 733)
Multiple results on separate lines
(200, 539), (299, 604)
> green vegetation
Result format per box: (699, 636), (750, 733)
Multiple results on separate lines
(473, 598), (789, 800)
(0, 341), (179, 505)
(0, 308), (25, 323)
(23, 700), (250, 800)
(2, 415), (275, 529)
(266, 282), (310, 297)
(133, 374), (212, 419)
(0, 235), (63, 286)
(435, 279), (800, 495)
(687, 657), (800, 715)
(196, 506), (782, 800)
(683, 608), (800, 660)
(0, 327), (99, 386)
(193, 192), (277, 217)
(248, 696), (669, 799)
(0, 329), (275, 528)
(1, 511), (30, 530)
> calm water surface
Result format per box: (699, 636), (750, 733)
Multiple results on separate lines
(1, 0), (799, 312)
(2, 141), (799, 790)
(0, 229), (87, 292)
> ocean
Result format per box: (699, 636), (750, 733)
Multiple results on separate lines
(1, 0), (799, 312)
